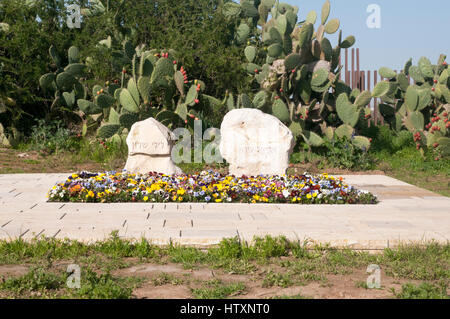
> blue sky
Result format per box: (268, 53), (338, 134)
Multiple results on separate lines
(284, 0), (449, 71)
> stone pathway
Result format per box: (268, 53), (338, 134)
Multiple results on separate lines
(0, 173), (448, 249)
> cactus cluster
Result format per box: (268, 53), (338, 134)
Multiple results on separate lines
(77, 41), (216, 144)
(222, 0), (369, 149)
(378, 55), (449, 157)
(39, 46), (87, 112)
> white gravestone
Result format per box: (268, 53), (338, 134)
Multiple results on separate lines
(219, 108), (294, 176)
(124, 118), (183, 175)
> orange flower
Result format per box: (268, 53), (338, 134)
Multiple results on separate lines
(69, 184), (82, 193)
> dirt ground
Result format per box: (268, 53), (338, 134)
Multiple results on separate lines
(0, 261), (418, 299)
(120, 263), (407, 299)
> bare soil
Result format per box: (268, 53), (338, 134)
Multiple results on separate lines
(112, 262), (414, 299)
(0, 261), (415, 299)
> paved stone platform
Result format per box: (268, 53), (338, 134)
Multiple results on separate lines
(0, 173), (449, 249)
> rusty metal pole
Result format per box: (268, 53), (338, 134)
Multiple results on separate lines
(351, 48), (355, 88)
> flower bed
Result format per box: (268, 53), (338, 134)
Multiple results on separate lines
(47, 171), (378, 204)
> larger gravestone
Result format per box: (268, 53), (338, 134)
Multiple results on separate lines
(124, 118), (183, 175)
(219, 108), (294, 176)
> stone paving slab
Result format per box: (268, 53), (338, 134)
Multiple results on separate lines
(0, 173), (449, 249)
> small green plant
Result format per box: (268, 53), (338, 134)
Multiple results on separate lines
(28, 119), (80, 154)
(0, 267), (66, 294)
(191, 279), (246, 299)
(322, 135), (375, 170)
(393, 282), (449, 299)
(73, 268), (140, 299)
(152, 273), (183, 286)
(262, 271), (293, 288)
(355, 281), (369, 289)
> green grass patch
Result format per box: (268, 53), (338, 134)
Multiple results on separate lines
(393, 282), (449, 299)
(191, 279), (246, 299)
(152, 273), (183, 286)
(262, 271), (294, 288)
(0, 235), (448, 290)
(0, 267), (66, 295)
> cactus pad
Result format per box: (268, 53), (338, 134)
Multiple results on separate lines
(97, 124), (120, 139)
(96, 94), (116, 108)
(56, 72), (77, 91)
(119, 89), (140, 113)
(119, 113), (139, 130)
(39, 73), (56, 90)
(324, 18), (340, 34)
(272, 99), (290, 122)
(405, 86), (419, 112)
(372, 81), (390, 97)
(311, 68), (329, 87)
(77, 99), (102, 115)
(245, 46), (257, 63)
(379, 67), (397, 79)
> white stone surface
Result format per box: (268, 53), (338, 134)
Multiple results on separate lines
(0, 173), (449, 249)
(124, 118), (183, 175)
(219, 108), (294, 176)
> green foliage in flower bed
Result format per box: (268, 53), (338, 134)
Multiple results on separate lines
(47, 171), (378, 204)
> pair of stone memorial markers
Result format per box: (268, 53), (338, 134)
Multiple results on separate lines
(124, 109), (294, 176)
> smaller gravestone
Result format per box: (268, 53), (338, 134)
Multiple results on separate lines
(124, 118), (183, 175)
(219, 108), (294, 176)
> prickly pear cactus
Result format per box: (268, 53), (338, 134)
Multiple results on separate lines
(39, 45), (87, 111)
(377, 55), (449, 157)
(77, 41), (219, 140)
(222, 0), (369, 149)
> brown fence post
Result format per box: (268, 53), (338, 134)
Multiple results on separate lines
(351, 48), (355, 89)
(374, 70), (378, 125)
(356, 48), (360, 90)
(345, 49), (349, 85)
